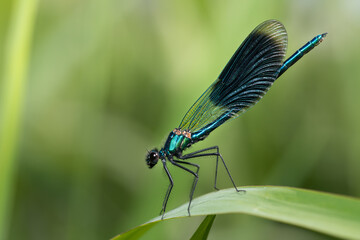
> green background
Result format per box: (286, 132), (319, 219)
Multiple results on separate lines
(1, 0), (359, 239)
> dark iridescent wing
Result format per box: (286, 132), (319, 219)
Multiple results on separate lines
(178, 20), (288, 136)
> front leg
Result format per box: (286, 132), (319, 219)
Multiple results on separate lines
(160, 160), (173, 219)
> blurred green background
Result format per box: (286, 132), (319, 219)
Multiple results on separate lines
(0, 0), (359, 239)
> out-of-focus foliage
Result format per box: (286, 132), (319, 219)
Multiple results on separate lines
(0, 0), (359, 239)
(190, 215), (216, 240)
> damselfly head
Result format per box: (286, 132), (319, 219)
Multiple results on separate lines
(146, 149), (159, 169)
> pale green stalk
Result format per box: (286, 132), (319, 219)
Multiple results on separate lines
(0, 0), (38, 239)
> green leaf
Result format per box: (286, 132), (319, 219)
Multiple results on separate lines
(111, 222), (158, 240)
(112, 186), (360, 239)
(190, 215), (216, 240)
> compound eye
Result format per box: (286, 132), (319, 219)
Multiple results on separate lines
(146, 149), (159, 169)
(150, 152), (158, 160)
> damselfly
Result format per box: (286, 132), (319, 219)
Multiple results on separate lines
(145, 20), (326, 219)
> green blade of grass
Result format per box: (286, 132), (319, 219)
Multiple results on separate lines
(0, 0), (39, 239)
(190, 215), (216, 240)
(112, 186), (360, 240)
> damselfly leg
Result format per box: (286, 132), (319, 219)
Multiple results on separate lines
(179, 146), (243, 193)
(160, 161), (173, 219)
